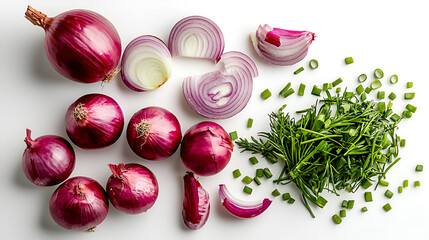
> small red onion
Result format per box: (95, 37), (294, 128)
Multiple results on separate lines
(168, 16), (225, 62)
(219, 184), (272, 219)
(127, 106), (182, 160)
(49, 176), (109, 231)
(250, 24), (315, 66)
(182, 172), (210, 230)
(121, 35), (172, 91)
(106, 163), (159, 214)
(180, 121), (233, 176)
(25, 6), (121, 83)
(65, 93), (124, 149)
(22, 129), (75, 186)
(182, 51), (258, 119)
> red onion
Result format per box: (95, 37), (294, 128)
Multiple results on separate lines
(49, 176), (109, 231)
(127, 106), (182, 160)
(250, 24), (315, 66)
(183, 51), (258, 119)
(121, 35), (172, 91)
(168, 16), (225, 62)
(182, 172), (210, 230)
(25, 6), (121, 83)
(180, 121), (233, 176)
(219, 184), (272, 219)
(65, 93), (124, 149)
(106, 163), (159, 214)
(22, 129), (75, 186)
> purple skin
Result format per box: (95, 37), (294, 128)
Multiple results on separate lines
(182, 172), (210, 230)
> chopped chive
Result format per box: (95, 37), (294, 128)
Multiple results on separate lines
(404, 92), (415, 100)
(322, 83), (329, 91)
(298, 83), (306, 96)
(390, 74), (398, 84)
(309, 59), (319, 69)
(279, 82), (292, 96)
(287, 198), (295, 204)
(398, 186), (403, 193)
(390, 113), (401, 122)
(253, 177), (261, 186)
(400, 139), (406, 147)
(336, 87), (342, 93)
(384, 189), (394, 199)
(232, 169), (241, 178)
(347, 200), (355, 209)
(311, 85), (322, 96)
(358, 74), (367, 82)
(402, 110), (412, 119)
(407, 82), (413, 88)
(261, 89), (272, 100)
(263, 168), (273, 179)
(243, 186), (253, 194)
(249, 156), (259, 165)
(415, 164), (423, 172)
(294, 67), (304, 75)
(356, 84), (364, 95)
(242, 176), (253, 184)
(379, 179), (389, 186)
(256, 168), (264, 178)
(377, 91), (385, 99)
(388, 92), (396, 100)
(282, 88), (295, 98)
(341, 200), (348, 208)
(364, 192), (373, 202)
(328, 83), (333, 89)
(345, 57), (354, 65)
(414, 181), (421, 187)
(362, 180), (373, 189)
(265, 155), (278, 164)
(374, 68), (384, 79)
(403, 180), (409, 188)
(229, 131), (238, 141)
(387, 101), (393, 110)
(247, 118), (253, 128)
(371, 79), (382, 89)
(282, 193), (291, 201)
(361, 207), (368, 212)
(317, 196), (328, 207)
(339, 210), (346, 218)
(332, 78), (343, 87)
(405, 104), (417, 113)
(377, 102), (386, 113)
(365, 87), (372, 94)
(383, 203), (392, 212)
(272, 189), (281, 197)
(332, 214), (342, 224)
(360, 92), (367, 101)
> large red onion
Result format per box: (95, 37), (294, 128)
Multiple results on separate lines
(106, 163), (159, 214)
(127, 107), (182, 160)
(25, 6), (121, 83)
(180, 121), (233, 176)
(65, 93), (124, 149)
(182, 172), (210, 230)
(49, 176), (109, 231)
(22, 129), (75, 186)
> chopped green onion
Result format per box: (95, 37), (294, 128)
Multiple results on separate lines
(332, 78), (343, 87)
(332, 214), (342, 224)
(383, 203), (392, 212)
(232, 169), (241, 178)
(345, 57), (354, 65)
(282, 193), (291, 201)
(377, 91), (385, 99)
(282, 88), (295, 98)
(309, 59), (319, 69)
(414, 181), (421, 187)
(242, 176), (253, 184)
(322, 83), (329, 91)
(347, 200), (355, 209)
(294, 67), (304, 75)
(260, 89), (272, 100)
(356, 84), (364, 95)
(390, 113), (401, 122)
(374, 68), (384, 79)
(243, 186), (253, 194)
(365, 87), (372, 94)
(341, 200), (348, 208)
(398, 186), (403, 193)
(256, 168), (264, 178)
(406, 104), (417, 113)
(358, 74), (367, 82)
(328, 83), (333, 89)
(415, 164), (423, 172)
(249, 156), (259, 165)
(404, 92), (415, 100)
(390, 74), (398, 84)
(247, 118), (253, 128)
(364, 192), (373, 202)
(229, 131), (238, 141)
(272, 189), (281, 197)
(263, 168), (273, 179)
(400, 139), (406, 147)
(336, 87), (342, 93)
(298, 83), (306, 96)
(407, 82), (413, 88)
(403, 180), (409, 188)
(253, 177), (261, 186)
(362, 180), (373, 189)
(265, 155), (278, 164)
(361, 207), (368, 212)
(377, 102), (386, 113)
(402, 110), (412, 119)
(387, 101), (393, 110)
(339, 210), (346, 218)
(388, 92), (396, 100)
(317, 196), (328, 207)
(279, 82), (292, 96)
(371, 79), (382, 89)
(379, 179), (389, 186)
(287, 198), (295, 204)
(311, 85), (322, 96)
(384, 189), (394, 199)
(360, 93), (367, 101)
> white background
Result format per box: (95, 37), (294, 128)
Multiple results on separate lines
(1, 0), (428, 239)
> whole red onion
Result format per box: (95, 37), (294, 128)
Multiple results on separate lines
(182, 172), (210, 230)
(127, 107), (182, 160)
(65, 93), (124, 149)
(180, 121), (233, 176)
(25, 6), (121, 83)
(22, 129), (75, 186)
(49, 176), (109, 231)
(106, 163), (159, 214)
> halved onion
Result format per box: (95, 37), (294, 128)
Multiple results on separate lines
(168, 15), (225, 62)
(182, 51), (258, 119)
(121, 35), (172, 91)
(250, 24), (315, 66)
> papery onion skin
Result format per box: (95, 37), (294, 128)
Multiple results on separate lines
(180, 121), (233, 176)
(182, 172), (210, 230)
(121, 35), (172, 91)
(168, 15), (225, 62)
(250, 24), (315, 66)
(219, 184), (272, 219)
(22, 129), (75, 186)
(127, 106), (182, 160)
(25, 6), (121, 83)
(65, 93), (124, 149)
(49, 176), (109, 231)
(106, 163), (159, 214)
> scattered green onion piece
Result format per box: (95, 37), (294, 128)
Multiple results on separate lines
(390, 113), (401, 122)
(398, 186), (403, 193)
(282, 88), (295, 98)
(336, 87), (342, 93)
(265, 155), (278, 164)
(242, 176), (253, 184)
(404, 92), (415, 100)
(377, 102), (386, 113)
(332, 78), (343, 87)
(332, 214), (342, 224)
(365, 87), (372, 94)
(287, 198), (295, 204)
(403, 180), (409, 188)
(377, 91), (385, 99)
(261, 89), (272, 100)
(328, 83), (333, 89)
(371, 79), (382, 89)
(311, 85), (322, 96)
(321, 83), (328, 91)
(232, 169), (241, 178)
(387, 101), (393, 110)
(360, 93), (367, 101)
(379, 179), (389, 186)
(361, 207), (368, 212)
(384, 189), (394, 199)
(272, 189), (281, 197)
(374, 68), (384, 79)
(279, 82), (292, 96)
(229, 131), (238, 141)
(247, 118), (253, 128)
(390, 74), (398, 84)
(243, 186), (253, 194)
(406, 104), (417, 113)
(253, 177), (261, 186)
(358, 74), (367, 82)
(249, 156), (259, 165)
(407, 82), (413, 88)
(362, 180), (373, 189)
(282, 193), (291, 201)
(388, 92), (396, 100)
(399, 139), (406, 147)
(294, 67), (304, 75)
(298, 83), (306, 96)
(341, 200), (348, 208)
(347, 200), (355, 209)
(383, 203), (392, 212)
(309, 59), (319, 69)
(414, 181), (421, 187)
(317, 196), (328, 208)
(345, 57), (354, 65)
(256, 168), (264, 178)
(356, 84), (364, 95)
(339, 210), (346, 218)
(364, 192), (373, 202)
(402, 110), (412, 119)
(415, 164), (423, 172)
(263, 168), (273, 179)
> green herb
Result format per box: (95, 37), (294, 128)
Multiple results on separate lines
(414, 181), (421, 187)
(365, 87), (372, 94)
(383, 203), (392, 212)
(254, 177), (262, 185)
(403, 180), (409, 188)
(361, 206), (368, 212)
(288, 198), (295, 204)
(272, 189), (281, 197)
(356, 84), (364, 95)
(347, 200), (355, 209)
(332, 78), (343, 87)
(360, 93), (367, 101)
(242, 176), (253, 184)
(298, 83), (306, 96)
(371, 79), (382, 89)
(229, 131), (238, 141)
(261, 89), (272, 100)
(233, 169), (242, 178)
(364, 192), (373, 202)
(374, 68), (384, 79)
(400, 139), (406, 147)
(345, 57), (354, 65)
(323, 83), (329, 91)
(243, 186), (253, 194)
(309, 59), (319, 69)
(362, 180), (373, 189)
(384, 189), (394, 198)
(332, 214), (342, 224)
(311, 85), (322, 96)
(339, 209), (346, 218)
(407, 82), (413, 88)
(282, 88), (295, 98)
(358, 74), (367, 82)
(406, 104), (417, 113)
(402, 110), (412, 119)
(249, 156), (259, 165)
(341, 200), (348, 208)
(294, 67), (305, 75)
(282, 193), (291, 201)
(398, 186), (403, 193)
(390, 74), (398, 84)
(415, 164), (423, 172)
(336, 87), (342, 93)
(379, 179), (389, 187)
(247, 118), (254, 128)
(377, 91), (385, 99)
(256, 168), (264, 178)
(279, 83), (292, 96)
(404, 92), (415, 100)
(263, 168), (273, 179)
(388, 92), (396, 100)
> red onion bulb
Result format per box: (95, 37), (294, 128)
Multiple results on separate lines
(106, 163), (159, 214)
(22, 129), (75, 186)
(182, 172), (210, 230)
(180, 121), (233, 176)
(25, 6), (121, 83)
(127, 107), (182, 160)
(65, 93), (124, 149)
(49, 176), (109, 231)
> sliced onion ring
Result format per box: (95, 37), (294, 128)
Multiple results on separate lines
(182, 51), (258, 119)
(168, 15), (225, 62)
(219, 184), (272, 219)
(250, 24), (315, 66)
(121, 35), (172, 91)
